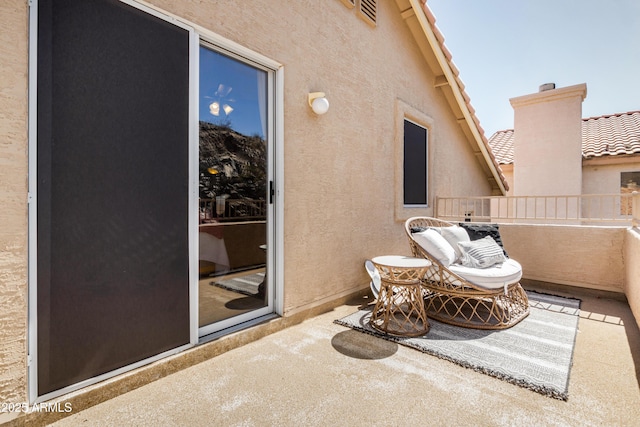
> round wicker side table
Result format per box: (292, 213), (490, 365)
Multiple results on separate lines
(369, 255), (431, 337)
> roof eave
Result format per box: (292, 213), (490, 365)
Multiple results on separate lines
(400, 0), (507, 195)
(583, 153), (640, 166)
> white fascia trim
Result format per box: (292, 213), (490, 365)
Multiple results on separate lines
(408, 0), (506, 195)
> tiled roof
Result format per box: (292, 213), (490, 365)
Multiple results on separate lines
(582, 111), (640, 158)
(487, 111), (640, 164)
(486, 129), (514, 165)
(419, 2), (509, 192)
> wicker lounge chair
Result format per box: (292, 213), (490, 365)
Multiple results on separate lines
(404, 216), (529, 330)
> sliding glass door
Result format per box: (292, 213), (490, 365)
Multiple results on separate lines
(31, 0), (277, 401)
(197, 44), (273, 336)
(34, 0), (192, 398)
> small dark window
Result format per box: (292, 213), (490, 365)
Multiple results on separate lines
(403, 119), (428, 206)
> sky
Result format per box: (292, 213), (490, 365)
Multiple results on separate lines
(426, 0), (640, 137)
(200, 46), (267, 138)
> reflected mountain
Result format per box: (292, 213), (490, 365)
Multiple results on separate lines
(199, 121), (266, 202)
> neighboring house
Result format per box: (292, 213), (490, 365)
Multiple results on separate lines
(0, 0), (506, 414)
(488, 84), (640, 202)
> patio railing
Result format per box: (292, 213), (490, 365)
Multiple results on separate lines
(199, 198), (266, 222)
(435, 192), (640, 226)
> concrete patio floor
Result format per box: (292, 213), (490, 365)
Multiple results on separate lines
(33, 281), (640, 426)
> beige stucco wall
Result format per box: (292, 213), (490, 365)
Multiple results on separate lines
(510, 84), (586, 197)
(0, 0), (29, 405)
(148, 0), (494, 314)
(624, 228), (640, 330)
(1, 0), (496, 404)
(500, 224), (625, 292)
(583, 160), (640, 194)
(500, 164), (514, 196)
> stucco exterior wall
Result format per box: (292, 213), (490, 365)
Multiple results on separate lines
(583, 161), (640, 194)
(624, 228), (640, 330)
(500, 224), (625, 292)
(500, 164), (514, 196)
(148, 0), (494, 314)
(1, 0), (496, 405)
(0, 0), (29, 405)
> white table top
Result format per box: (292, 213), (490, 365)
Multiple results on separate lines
(371, 255), (431, 269)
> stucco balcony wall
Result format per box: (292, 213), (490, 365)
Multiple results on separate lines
(624, 228), (640, 329)
(500, 224), (626, 293)
(500, 223), (640, 331)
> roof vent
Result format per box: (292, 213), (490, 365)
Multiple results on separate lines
(357, 0), (377, 26)
(539, 83), (556, 92)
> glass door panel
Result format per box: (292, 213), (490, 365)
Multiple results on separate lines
(198, 45), (271, 333)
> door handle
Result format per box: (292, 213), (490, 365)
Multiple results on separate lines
(269, 181), (275, 204)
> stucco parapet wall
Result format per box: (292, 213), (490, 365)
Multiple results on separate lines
(624, 227), (640, 330)
(509, 83), (587, 108)
(499, 223), (625, 293)
(633, 192), (640, 228)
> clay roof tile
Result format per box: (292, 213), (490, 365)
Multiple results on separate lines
(487, 111), (640, 164)
(582, 111), (640, 158)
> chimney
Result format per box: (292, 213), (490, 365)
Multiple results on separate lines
(509, 83), (587, 197)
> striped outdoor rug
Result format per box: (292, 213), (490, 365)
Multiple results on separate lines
(211, 272), (264, 296)
(335, 291), (580, 400)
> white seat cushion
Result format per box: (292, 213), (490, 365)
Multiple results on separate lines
(365, 260), (381, 298)
(448, 258), (522, 290)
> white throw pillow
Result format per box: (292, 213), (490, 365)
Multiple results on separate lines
(413, 229), (456, 267)
(440, 226), (470, 259)
(457, 236), (507, 269)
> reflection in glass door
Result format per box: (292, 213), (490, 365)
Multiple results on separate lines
(198, 44), (272, 335)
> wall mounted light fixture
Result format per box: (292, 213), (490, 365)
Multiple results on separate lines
(308, 92), (330, 115)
